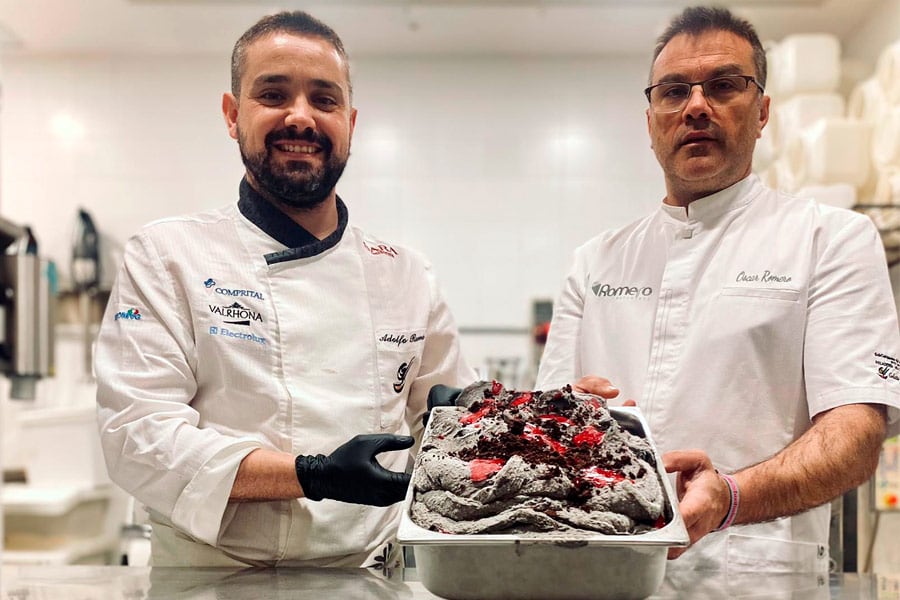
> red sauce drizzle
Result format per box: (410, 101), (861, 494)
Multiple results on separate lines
(460, 400), (495, 425)
(510, 392), (533, 407)
(522, 423), (567, 454)
(469, 458), (506, 482)
(538, 414), (573, 426)
(573, 426), (605, 446)
(580, 466), (627, 487)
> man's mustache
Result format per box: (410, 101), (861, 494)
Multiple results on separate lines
(266, 128), (333, 152)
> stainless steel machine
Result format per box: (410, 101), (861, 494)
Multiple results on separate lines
(0, 216), (55, 399)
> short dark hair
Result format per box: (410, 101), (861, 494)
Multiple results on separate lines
(230, 10), (351, 98)
(650, 6), (766, 89)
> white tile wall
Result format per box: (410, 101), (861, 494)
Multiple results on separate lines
(0, 53), (663, 376)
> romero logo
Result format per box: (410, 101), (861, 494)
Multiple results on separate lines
(591, 282), (654, 299)
(393, 357), (416, 393)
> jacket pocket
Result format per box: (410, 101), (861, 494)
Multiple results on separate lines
(720, 287), (801, 302)
(374, 328), (425, 430)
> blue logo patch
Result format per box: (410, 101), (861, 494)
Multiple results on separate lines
(209, 326), (267, 345)
(114, 308), (142, 321)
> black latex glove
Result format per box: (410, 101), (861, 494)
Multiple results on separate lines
(295, 434), (414, 506)
(422, 384), (463, 427)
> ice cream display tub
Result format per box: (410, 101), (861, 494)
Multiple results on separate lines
(397, 406), (689, 600)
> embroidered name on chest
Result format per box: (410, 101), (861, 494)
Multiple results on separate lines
(736, 270), (792, 283)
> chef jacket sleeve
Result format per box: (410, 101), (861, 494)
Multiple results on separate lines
(95, 230), (262, 547)
(404, 261), (477, 444)
(804, 211), (900, 435)
(535, 245), (589, 389)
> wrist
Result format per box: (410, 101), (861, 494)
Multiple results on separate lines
(712, 472), (740, 532)
(295, 454), (328, 501)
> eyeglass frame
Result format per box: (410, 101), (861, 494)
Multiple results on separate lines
(643, 75), (765, 112)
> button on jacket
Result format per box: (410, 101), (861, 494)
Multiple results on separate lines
(96, 180), (474, 566)
(537, 174), (900, 571)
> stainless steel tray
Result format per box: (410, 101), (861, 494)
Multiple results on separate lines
(398, 406), (688, 600)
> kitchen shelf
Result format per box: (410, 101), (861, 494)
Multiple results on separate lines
(3, 483), (111, 516)
(3, 483), (123, 566)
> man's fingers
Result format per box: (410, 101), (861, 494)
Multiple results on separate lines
(374, 434), (415, 454)
(663, 449), (710, 473)
(354, 433), (415, 456)
(573, 375), (620, 399)
(427, 384), (462, 410)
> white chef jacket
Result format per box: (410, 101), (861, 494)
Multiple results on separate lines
(96, 180), (474, 567)
(537, 174), (900, 572)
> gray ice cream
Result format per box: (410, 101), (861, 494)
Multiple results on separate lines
(411, 381), (666, 536)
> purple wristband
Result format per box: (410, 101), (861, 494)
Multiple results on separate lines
(712, 472), (740, 532)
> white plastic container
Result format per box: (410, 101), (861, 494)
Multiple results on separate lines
(873, 107), (900, 169)
(771, 34), (841, 97)
(876, 41), (900, 106)
(17, 406), (110, 488)
(787, 118), (871, 188)
(773, 93), (845, 150)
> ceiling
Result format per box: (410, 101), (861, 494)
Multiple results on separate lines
(0, 0), (884, 59)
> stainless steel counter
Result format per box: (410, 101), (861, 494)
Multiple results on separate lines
(1, 565), (897, 599)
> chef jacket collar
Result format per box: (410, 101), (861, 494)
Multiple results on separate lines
(660, 174), (762, 224)
(237, 177), (349, 264)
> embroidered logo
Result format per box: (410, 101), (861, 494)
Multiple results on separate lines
(393, 357), (416, 393)
(875, 352), (900, 382)
(208, 302), (263, 326)
(364, 240), (398, 258)
(591, 282), (653, 299)
(204, 278), (216, 288)
(209, 326), (267, 345)
(214, 286), (265, 300)
(114, 308), (142, 321)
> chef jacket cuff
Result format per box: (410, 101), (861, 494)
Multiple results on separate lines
(170, 441), (261, 547)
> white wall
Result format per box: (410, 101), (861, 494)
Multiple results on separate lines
(0, 53), (662, 384)
(843, 0), (900, 68)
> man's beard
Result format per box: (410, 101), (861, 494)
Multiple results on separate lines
(239, 127), (348, 210)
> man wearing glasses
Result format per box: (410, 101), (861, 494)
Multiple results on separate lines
(537, 6), (900, 571)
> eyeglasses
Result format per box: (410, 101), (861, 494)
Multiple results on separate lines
(644, 75), (764, 113)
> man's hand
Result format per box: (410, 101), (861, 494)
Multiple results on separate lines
(423, 384), (463, 427)
(295, 434), (414, 506)
(663, 450), (731, 559)
(573, 375), (636, 406)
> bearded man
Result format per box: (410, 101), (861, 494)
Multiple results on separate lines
(95, 10), (473, 568)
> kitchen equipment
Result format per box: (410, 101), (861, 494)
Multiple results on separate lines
(0, 218), (56, 399)
(71, 208), (100, 380)
(398, 406), (689, 600)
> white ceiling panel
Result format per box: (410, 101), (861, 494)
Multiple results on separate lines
(0, 0), (882, 58)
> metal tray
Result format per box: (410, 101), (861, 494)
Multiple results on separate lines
(398, 406), (689, 600)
